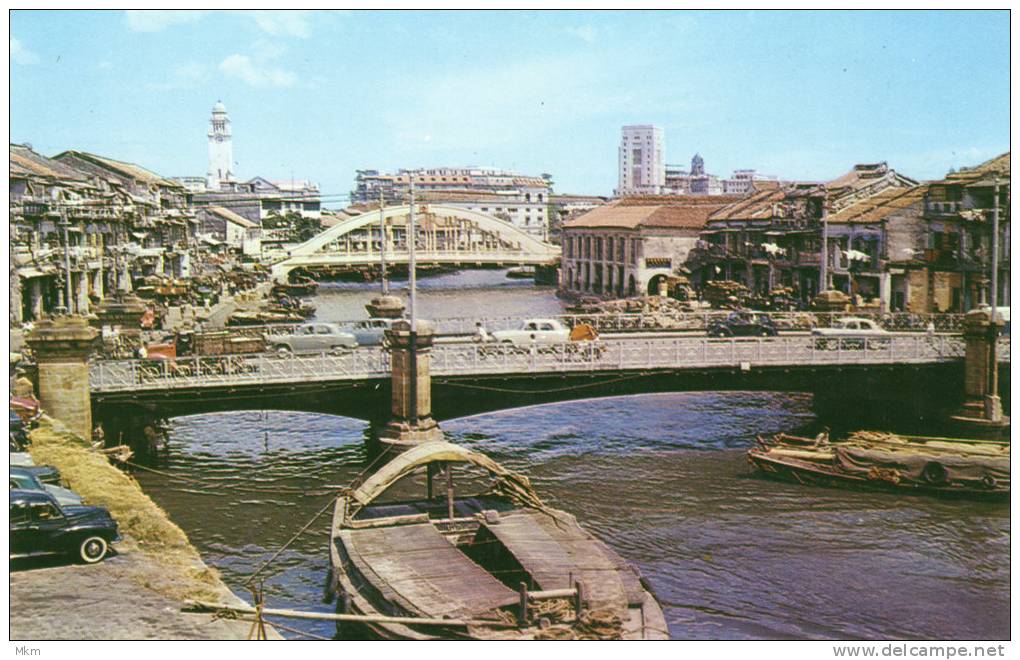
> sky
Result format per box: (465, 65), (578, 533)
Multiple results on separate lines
(9, 9), (1011, 202)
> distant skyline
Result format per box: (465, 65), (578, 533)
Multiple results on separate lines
(10, 9), (1010, 201)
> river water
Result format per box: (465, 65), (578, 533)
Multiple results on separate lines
(132, 270), (1009, 640)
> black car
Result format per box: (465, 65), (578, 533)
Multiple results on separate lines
(10, 490), (120, 564)
(707, 311), (778, 337)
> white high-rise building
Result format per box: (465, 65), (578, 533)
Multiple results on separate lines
(206, 100), (234, 190)
(617, 125), (664, 196)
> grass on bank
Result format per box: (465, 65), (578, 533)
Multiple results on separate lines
(27, 418), (226, 603)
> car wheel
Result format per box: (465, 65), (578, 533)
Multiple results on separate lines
(275, 345), (292, 358)
(78, 535), (109, 564)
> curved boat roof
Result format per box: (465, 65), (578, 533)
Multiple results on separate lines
(351, 441), (542, 509)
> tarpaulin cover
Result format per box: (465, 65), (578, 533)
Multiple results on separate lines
(834, 446), (1010, 486)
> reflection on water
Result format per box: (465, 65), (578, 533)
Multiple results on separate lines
(130, 271), (1009, 640)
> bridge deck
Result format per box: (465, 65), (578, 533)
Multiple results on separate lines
(89, 335), (1005, 396)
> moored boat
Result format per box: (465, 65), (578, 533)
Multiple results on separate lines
(748, 432), (1009, 499)
(328, 441), (669, 640)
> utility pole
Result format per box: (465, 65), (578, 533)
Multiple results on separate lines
(986, 175), (1001, 421)
(379, 191), (388, 295)
(59, 207), (73, 315)
(818, 202), (829, 294)
(408, 176), (418, 425)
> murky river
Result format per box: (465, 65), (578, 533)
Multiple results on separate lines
(132, 270), (1009, 640)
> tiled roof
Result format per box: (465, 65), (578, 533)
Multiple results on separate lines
(208, 206), (257, 228)
(10, 144), (89, 181)
(941, 152), (1010, 185)
(708, 188), (788, 222)
(565, 196), (742, 230)
(826, 186), (926, 225)
(826, 162), (917, 191)
(56, 150), (183, 188)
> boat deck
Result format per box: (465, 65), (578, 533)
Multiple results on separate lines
(482, 510), (646, 608)
(342, 521), (519, 619)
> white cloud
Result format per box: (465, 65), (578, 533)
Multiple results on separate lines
(124, 10), (206, 32)
(146, 62), (211, 91)
(219, 54), (297, 88)
(10, 37), (38, 65)
(566, 24), (598, 44)
(251, 11), (311, 38)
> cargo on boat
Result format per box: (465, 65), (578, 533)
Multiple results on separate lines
(748, 431), (1009, 499)
(327, 442), (668, 640)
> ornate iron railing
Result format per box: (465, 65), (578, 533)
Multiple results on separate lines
(90, 334), (992, 394)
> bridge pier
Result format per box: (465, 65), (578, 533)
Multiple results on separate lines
(948, 309), (1010, 439)
(27, 315), (99, 441)
(378, 320), (444, 451)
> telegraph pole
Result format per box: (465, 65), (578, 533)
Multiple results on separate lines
(818, 203), (829, 294)
(407, 176), (418, 425)
(986, 175), (1001, 421)
(60, 207), (73, 314)
(379, 191), (388, 295)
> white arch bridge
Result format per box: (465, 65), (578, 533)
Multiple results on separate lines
(270, 204), (562, 281)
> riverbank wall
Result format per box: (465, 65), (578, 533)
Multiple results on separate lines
(11, 417), (279, 640)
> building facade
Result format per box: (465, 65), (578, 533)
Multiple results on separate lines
(617, 125), (665, 195)
(561, 195), (742, 298)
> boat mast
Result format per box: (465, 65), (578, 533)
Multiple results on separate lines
(408, 176), (418, 425)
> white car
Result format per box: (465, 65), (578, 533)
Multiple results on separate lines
(812, 317), (889, 349)
(264, 323), (359, 356)
(490, 319), (571, 346)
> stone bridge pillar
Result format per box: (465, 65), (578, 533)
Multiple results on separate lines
(26, 316), (99, 441)
(379, 320), (443, 450)
(949, 308), (1009, 438)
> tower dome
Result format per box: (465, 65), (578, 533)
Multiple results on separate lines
(212, 100), (227, 114)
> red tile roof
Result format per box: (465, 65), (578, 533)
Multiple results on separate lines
(826, 186), (926, 224)
(565, 196), (742, 230)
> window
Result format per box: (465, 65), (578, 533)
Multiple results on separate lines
(31, 503), (62, 521)
(316, 326), (332, 335)
(539, 323), (555, 331)
(10, 503), (29, 524)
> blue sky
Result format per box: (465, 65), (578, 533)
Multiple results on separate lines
(10, 9), (1010, 200)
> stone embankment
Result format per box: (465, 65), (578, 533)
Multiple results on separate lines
(10, 417), (279, 640)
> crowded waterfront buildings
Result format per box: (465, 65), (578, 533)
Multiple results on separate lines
(10, 144), (197, 323)
(566, 154), (1010, 313)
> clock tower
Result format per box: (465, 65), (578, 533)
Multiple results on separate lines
(206, 100), (234, 190)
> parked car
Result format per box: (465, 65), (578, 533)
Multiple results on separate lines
(812, 317), (889, 349)
(10, 467), (83, 507)
(707, 311), (778, 337)
(9, 454), (62, 486)
(10, 489), (119, 564)
(342, 318), (398, 347)
(490, 319), (571, 345)
(263, 323), (358, 356)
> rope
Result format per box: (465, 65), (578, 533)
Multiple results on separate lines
(243, 495), (337, 587)
(115, 458), (336, 496)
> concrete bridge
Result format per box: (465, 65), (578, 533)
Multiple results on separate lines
(269, 204), (561, 281)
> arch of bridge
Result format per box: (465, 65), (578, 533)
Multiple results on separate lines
(277, 204), (559, 263)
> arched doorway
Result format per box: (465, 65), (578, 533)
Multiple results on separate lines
(647, 274), (669, 296)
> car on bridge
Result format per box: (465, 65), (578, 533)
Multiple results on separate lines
(10, 489), (120, 564)
(490, 318), (572, 346)
(341, 318), (398, 347)
(263, 323), (359, 356)
(812, 317), (889, 349)
(707, 311), (778, 338)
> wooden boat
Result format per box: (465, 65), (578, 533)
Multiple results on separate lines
(327, 442), (669, 640)
(748, 432), (1009, 499)
(505, 266), (535, 279)
(272, 278), (318, 297)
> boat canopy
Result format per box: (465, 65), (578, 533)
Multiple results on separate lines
(350, 441), (543, 509)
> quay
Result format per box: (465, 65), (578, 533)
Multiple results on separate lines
(10, 417), (279, 641)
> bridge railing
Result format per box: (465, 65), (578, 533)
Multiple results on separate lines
(91, 334), (998, 394)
